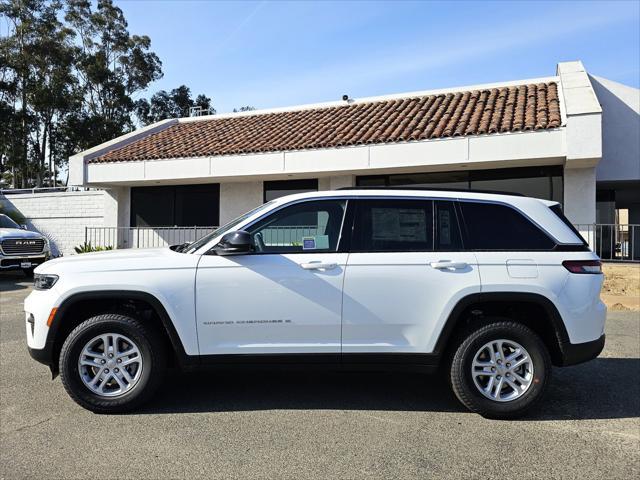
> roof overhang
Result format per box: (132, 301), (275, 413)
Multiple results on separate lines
(80, 128), (566, 187)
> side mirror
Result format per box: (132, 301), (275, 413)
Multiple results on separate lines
(213, 230), (251, 256)
(20, 224), (28, 230)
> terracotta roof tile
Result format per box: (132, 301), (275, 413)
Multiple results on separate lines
(91, 82), (562, 163)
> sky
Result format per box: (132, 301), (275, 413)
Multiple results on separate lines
(117, 0), (640, 114)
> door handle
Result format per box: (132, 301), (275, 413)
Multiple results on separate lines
(430, 261), (468, 270)
(301, 261), (338, 270)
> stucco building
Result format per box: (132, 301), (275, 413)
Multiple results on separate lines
(68, 60), (639, 247)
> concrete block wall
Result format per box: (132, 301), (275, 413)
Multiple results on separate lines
(0, 190), (107, 256)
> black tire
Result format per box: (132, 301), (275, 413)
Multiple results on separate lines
(59, 313), (167, 413)
(450, 320), (551, 419)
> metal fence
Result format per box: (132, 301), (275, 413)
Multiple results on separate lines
(85, 225), (329, 250)
(260, 225), (325, 247)
(85, 226), (218, 250)
(575, 224), (639, 262)
(85, 223), (640, 262)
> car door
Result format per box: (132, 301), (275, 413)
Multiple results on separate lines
(195, 199), (348, 356)
(341, 198), (480, 354)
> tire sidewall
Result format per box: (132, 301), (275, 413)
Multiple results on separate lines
(456, 323), (550, 417)
(60, 317), (156, 411)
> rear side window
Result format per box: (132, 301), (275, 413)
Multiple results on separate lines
(549, 204), (587, 245)
(460, 202), (555, 250)
(352, 200), (433, 252)
(435, 201), (463, 250)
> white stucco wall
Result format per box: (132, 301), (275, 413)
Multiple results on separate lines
(590, 75), (640, 182)
(557, 61), (602, 168)
(0, 190), (108, 256)
(219, 181), (264, 225)
(218, 175), (355, 224)
(564, 166), (597, 238)
(318, 175), (355, 191)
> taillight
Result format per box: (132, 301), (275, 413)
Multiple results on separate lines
(562, 260), (602, 274)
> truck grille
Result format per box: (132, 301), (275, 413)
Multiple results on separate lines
(1, 238), (45, 255)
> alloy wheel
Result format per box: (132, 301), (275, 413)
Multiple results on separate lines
(78, 333), (143, 397)
(471, 339), (534, 402)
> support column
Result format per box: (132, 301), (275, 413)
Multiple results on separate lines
(318, 175), (354, 191)
(564, 167), (596, 247)
(628, 204), (640, 260)
(219, 181), (263, 224)
(103, 186), (130, 248)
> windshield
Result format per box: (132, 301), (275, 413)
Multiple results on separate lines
(0, 214), (20, 229)
(183, 201), (276, 253)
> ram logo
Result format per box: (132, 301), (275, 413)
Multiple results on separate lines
(15, 240), (37, 246)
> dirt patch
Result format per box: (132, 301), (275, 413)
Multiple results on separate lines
(602, 263), (639, 311)
(609, 302), (632, 311)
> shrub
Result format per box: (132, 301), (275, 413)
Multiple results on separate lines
(74, 242), (114, 254)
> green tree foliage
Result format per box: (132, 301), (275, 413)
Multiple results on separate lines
(233, 106), (256, 113)
(135, 85), (214, 125)
(0, 0), (163, 187)
(1, 0), (78, 187)
(63, 0), (162, 148)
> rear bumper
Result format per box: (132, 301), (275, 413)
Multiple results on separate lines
(559, 334), (605, 366)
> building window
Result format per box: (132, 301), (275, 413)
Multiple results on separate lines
(356, 166), (563, 203)
(130, 184), (220, 227)
(263, 179), (318, 202)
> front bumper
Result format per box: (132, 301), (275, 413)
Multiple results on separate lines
(28, 344), (54, 366)
(559, 334), (606, 366)
(0, 254), (48, 270)
(28, 344), (57, 377)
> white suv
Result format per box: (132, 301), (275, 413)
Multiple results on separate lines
(25, 189), (606, 418)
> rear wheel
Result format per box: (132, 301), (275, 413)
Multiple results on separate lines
(450, 320), (551, 419)
(59, 313), (166, 413)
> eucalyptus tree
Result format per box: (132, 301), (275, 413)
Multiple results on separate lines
(64, 0), (163, 149)
(135, 85), (214, 126)
(0, 0), (77, 187)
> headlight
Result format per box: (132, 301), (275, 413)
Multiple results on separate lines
(34, 274), (58, 290)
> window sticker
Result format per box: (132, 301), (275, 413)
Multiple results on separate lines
(315, 235), (329, 249)
(439, 210), (451, 245)
(302, 237), (316, 250)
(371, 208), (427, 242)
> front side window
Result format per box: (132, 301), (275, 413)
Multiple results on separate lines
(248, 200), (346, 254)
(460, 202), (555, 250)
(185, 201), (275, 253)
(352, 200), (434, 252)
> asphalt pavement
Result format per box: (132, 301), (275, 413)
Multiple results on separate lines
(1, 271), (638, 479)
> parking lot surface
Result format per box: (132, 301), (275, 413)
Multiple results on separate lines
(1, 272), (639, 479)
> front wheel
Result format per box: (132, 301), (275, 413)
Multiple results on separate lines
(450, 320), (551, 419)
(59, 313), (167, 413)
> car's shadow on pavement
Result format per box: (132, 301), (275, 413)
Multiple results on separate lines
(0, 271), (31, 292)
(138, 357), (640, 420)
